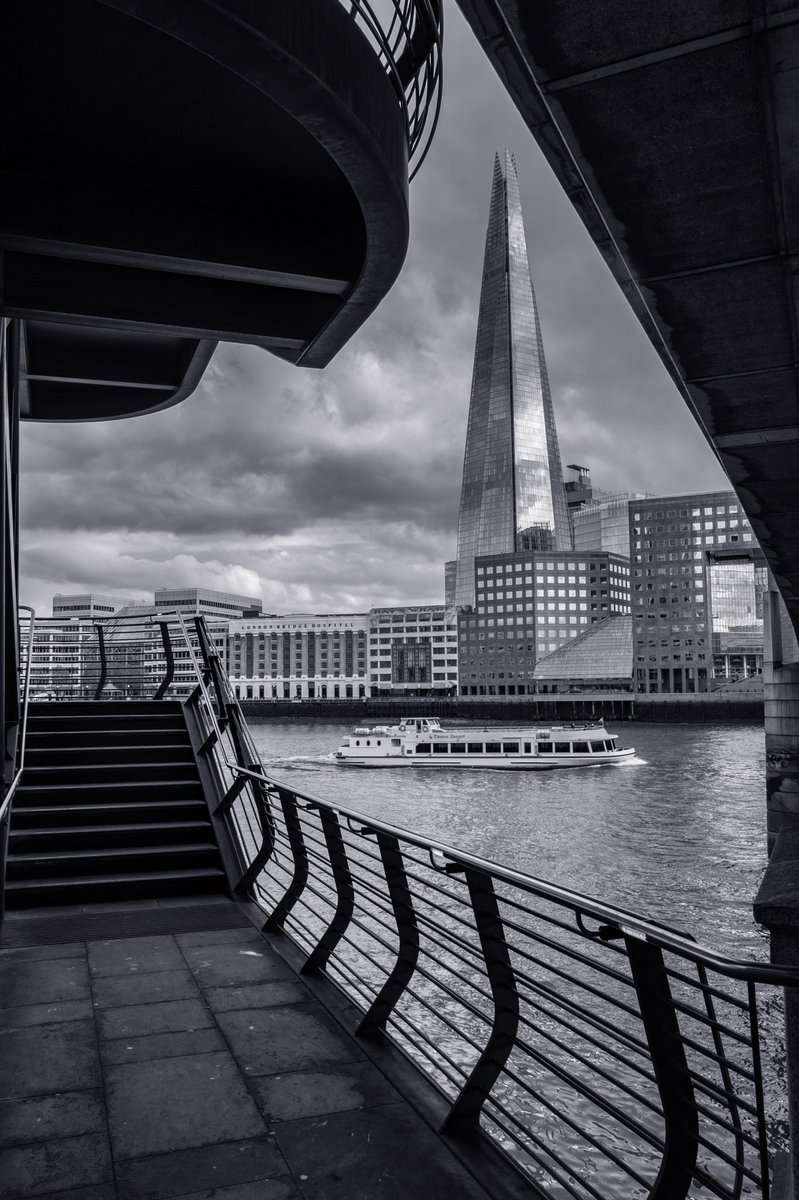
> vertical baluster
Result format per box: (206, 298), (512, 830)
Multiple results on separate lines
(356, 832), (419, 1036)
(441, 868), (519, 1135)
(233, 780), (276, 898)
(263, 788), (308, 932)
(301, 808), (355, 976)
(624, 936), (699, 1199)
(153, 621), (175, 700)
(93, 623), (107, 700)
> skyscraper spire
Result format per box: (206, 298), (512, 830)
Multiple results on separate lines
(454, 150), (571, 608)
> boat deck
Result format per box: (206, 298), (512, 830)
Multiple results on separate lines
(0, 897), (527, 1200)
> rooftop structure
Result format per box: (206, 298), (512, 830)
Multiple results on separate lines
(453, 151), (571, 609)
(533, 612), (633, 692)
(51, 593), (133, 618)
(153, 588), (263, 619)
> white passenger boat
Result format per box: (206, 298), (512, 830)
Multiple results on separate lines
(334, 717), (635, 769)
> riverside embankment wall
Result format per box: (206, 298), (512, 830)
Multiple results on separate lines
(240, 693), (764, 724)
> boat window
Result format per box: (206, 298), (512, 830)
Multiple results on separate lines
(355, 740), (360, 746)
(391, 738), (401, 746)
(554, 742), (570, 754)
(537, 742), (553, 753)
(366, 740), (371, 746)
(485, 742), (502, 754)
(590, 741), (606, 752)
(416, 743), (432, 754)
(605, 740), (615, 752)
(377, 740), (381, 746)
(450, 743), (466, 754)
(572, 741), (589, 753)
(433, 744), (449, 754)
(523, 742), (531, 753)
(502, 742), (520, 754)
(467, 742), (483, 754)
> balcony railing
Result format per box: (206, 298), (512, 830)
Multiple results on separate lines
(15, 611), (793, 1196)
(343, 0), (443, 177)
(182, 617), (795, 1200)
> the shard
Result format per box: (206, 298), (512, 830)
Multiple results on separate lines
(454, 150), (571, 608)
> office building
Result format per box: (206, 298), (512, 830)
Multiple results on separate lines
(369, 606), (459, 696)
(572, 493), (646, 559)
(630, 491), (766, 693)
(228, 613), (369, 701)
(453, 151), (571, 609)
(51, 593), (133, 619)
(154, 587), (263, 619)
(458, 551), (630, 695)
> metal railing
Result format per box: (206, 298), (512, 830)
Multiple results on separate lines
(342, 0), (443, 177)
(1, 605), (36, 917)
(181, 618), (795, 1200)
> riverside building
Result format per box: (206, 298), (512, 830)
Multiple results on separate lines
(630, 491), (767, 693)
(369, 605), (459, 697)
(227, 613), (369, 701)
(458, 551), (631, 696)
(51, 593), (134, 618)
(453, 151), (571, 609)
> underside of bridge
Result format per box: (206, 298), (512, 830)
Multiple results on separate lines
(455, 1), (799, 635)
(1, 0), (440, 419)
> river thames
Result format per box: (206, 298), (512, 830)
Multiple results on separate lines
(248, 717), (768, 960)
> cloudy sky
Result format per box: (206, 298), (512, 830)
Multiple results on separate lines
(19, 2), (729, 617)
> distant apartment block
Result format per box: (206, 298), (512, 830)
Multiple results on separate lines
(458, 551), (631, 696)
(154, 587), (263, 618)
(369, 605), (459, 696)
(630, 491), (766, 693)
(51, 593), (133, 618)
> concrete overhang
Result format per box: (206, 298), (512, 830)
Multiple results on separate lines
(1, 0), (435, 419)
(454, 1), (799, 634)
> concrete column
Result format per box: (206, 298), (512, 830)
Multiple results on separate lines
(764, 587), (799, 853)
(754, 828), (799, 1199)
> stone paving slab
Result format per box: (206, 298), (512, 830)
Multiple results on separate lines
(0, 917), (501, 1200)
(0, 959), (90, 1008)
(0, 1089), (105, 1148)
(0, 1021), (100, 1100)
(91, 971), (199, 1010)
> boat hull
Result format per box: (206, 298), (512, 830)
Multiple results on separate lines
(336, 748), (636, 769)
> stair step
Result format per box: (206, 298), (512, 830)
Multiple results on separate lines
(14, 780), (204, 806)
(29, 702), (184, 717)
(4, 868), (228, 908)
(26, 745), (195, 766)
(9, 821), (214, 851)
(27, 728), (191, 749)
(22, 761), (198, 786)
(28, 714), (187, 734)
(7, 844), (220, 880)
(11, 800), (210, 827)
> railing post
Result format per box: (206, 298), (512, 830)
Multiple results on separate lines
(441, 869), (519, 1135)
(301, 808), (354, 976)
(356, 832), (419, 1037)
(233, 785), (276, 898)
(263, 788), (308, 932)
(93, 623), (107, 700)
(153, 621), (175, 701)
(624, 935), (699, 1200)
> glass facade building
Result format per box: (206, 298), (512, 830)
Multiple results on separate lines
(458, 551), (630, 695)
(454, 150), (571, 608)
(630, 491), (766, 693)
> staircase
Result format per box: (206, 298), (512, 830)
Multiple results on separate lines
(6, 701), (228, 909)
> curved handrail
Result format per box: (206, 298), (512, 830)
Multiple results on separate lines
(342, 0), (443, 178)
(0, 604), (36, 828)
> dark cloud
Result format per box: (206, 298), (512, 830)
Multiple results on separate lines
(19, 1), (728, 616)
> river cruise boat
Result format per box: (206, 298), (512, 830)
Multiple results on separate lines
(334, 717), (635, 769)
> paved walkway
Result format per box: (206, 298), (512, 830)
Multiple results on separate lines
(0, 915), (504, 1200)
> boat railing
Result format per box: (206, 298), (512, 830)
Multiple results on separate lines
(1, 604), (36, 919)
(183, 616), (795, 1200)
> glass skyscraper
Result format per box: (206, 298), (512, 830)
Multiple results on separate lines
(454, 150), (571, 608)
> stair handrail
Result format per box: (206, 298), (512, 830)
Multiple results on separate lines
(0, 604), (36, 829)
